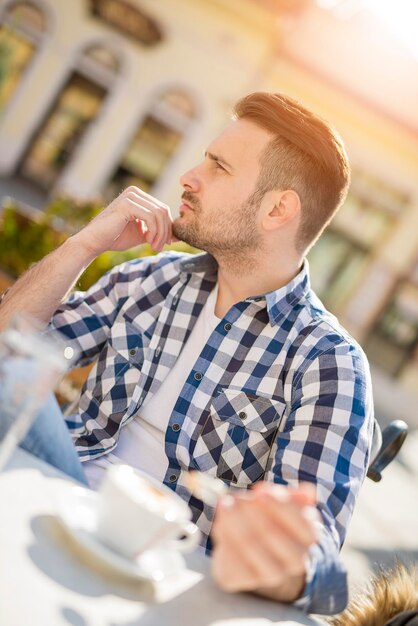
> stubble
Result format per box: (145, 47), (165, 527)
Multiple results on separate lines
(173, 190), (265, 275)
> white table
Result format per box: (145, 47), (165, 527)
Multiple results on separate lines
(0, 449), (325, 626)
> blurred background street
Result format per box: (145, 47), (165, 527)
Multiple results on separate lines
(0, 0), (417, 604)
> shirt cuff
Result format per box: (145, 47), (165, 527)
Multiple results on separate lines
(292, 538), (348, 615)
(293, 550), (317, 611)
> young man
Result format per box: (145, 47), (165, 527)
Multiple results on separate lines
(0, 92), (373, 614)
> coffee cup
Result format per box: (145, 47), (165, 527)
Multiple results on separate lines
(96, 465), (200, 558)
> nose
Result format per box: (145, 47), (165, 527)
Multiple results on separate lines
(180, 165), (200, 192)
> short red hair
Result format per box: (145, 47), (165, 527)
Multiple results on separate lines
(233, 92), (350, 253)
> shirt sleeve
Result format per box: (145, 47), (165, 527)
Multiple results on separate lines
(293, 524), (348, 614)
(267, 339), (374, 614)
(47, 256), (156, 368)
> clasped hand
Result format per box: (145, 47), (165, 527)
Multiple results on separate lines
(211, 482), (320, 602)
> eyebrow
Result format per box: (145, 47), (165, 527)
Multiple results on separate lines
(205, 151), (233, 171)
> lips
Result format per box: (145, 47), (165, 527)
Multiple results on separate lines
(180, 201), (194, 212)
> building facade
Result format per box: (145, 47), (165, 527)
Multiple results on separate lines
(0, 0), (417, 424)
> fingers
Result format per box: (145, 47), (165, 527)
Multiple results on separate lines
(212, 499), (289, 592)
(211, 486), (319, 595)
(256, 490), (319, 546)
(218, 494), (311, 575)
(212, 533), (265, 592)
(73, 186), (174, 256)
(123, 186), (173, 251)
(253, 480), (316, 506)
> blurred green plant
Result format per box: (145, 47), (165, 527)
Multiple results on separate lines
(0, 196), (200, 290)
(0, 33), (12, 98)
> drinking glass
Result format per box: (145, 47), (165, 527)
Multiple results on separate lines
(0, 314), (77, 470)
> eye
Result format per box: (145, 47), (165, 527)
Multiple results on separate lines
(214, 161), (226, 172)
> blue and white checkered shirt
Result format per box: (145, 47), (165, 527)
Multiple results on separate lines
(50, 251), (374, 614)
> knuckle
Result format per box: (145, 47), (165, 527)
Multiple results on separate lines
(124, 185), (138, 194)
(251, 571), (265, 587)
(213, 568), (242, 593)
(217, 578), (235, 592)
(258, 570), (280, 591)
(289, 552), (306, 573)
(126, 192), (137, 202)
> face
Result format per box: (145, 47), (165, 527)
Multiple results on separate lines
(173, 118), (273, 256)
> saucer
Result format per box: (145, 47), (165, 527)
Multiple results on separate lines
(55, 486), (186, 582)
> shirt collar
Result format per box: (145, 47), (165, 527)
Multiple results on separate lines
(264, 260), (310, 326)
(179, 253), (218, 281)
(179, 253), (310, 326)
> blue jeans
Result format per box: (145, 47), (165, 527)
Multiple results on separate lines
(3, 392), (88, 486)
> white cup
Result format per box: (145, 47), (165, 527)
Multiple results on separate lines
(96, 465), (200, 558)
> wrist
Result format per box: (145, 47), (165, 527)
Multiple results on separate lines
(255, 571), (307, 604)
(65, 234), (98, 266)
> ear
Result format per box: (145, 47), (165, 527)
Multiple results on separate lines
(260, 189), (301, 232)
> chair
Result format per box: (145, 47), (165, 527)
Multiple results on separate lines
(367, 419), (408, 482)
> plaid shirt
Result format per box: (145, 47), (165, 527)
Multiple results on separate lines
(50, 251), (373, 614)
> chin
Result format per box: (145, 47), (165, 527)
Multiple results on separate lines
(173, 224), (201, 250)
(172, 221), (188, 241)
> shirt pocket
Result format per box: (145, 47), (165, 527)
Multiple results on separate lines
(82, 320), (144, 424)
(192, 389), (286, 487)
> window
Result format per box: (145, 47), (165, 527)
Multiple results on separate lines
(106, 88), (196, 197)
(19, 73), (106, 188)
(364, 260), (418, 376)
(308, 230), (369, 311)
(308, 169), (405, 312)
(84, 44), (121, 74)
(18, 44), (120, 188)
(89, 0), (163, 47)
(0, 1), (46, 110)
(161, 89), (196, 118)
(79, 44), (121, 89)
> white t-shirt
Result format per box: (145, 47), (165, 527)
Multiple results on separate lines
(83, 284), (220, 490)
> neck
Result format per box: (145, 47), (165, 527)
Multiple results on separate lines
(213, 250), (303, 319)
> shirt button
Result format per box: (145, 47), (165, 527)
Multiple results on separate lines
(172, 423), (180, 432)
(155, 346), (161, 358)
(238, 411), (247, 420)
(172, 296), (178, 306)
(194, 372), (203, 381)
(169, 474), (178, 483)
(138, 395), (145, 408)
(224, 322), (232, 331)
(129, 348), (138, 356)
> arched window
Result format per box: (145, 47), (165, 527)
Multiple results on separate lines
(89, 0), (163, 47)
(106, 88), (196, 197)
(84, 44), (120, 72)
(19, 43), (120, 189)
(0, 1), (46, 110)
(79, 43), (121, 89)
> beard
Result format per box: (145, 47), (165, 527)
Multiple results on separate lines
(172, 190), (264, 272)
